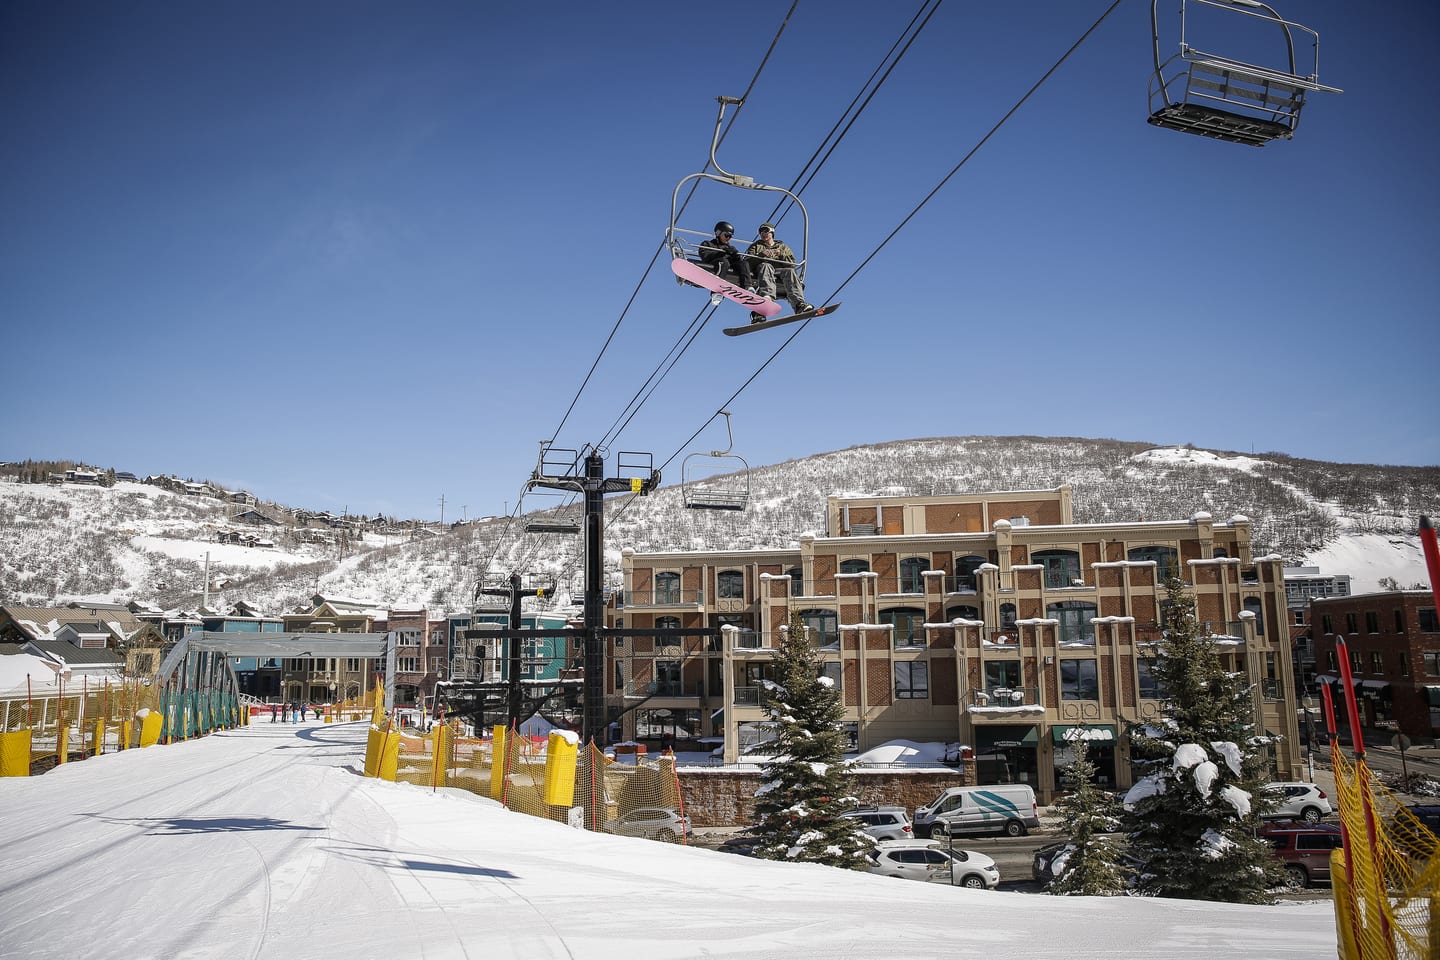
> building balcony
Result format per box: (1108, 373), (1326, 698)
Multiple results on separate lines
(619, 589), (706, 608)
(969, 686), (1043, 715)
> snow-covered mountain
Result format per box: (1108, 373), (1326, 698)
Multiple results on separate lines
(2, 437), (1434, 616)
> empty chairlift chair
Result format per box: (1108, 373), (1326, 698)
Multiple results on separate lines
(681, 411), (750, 511)
(1147, 0), (1341, 147)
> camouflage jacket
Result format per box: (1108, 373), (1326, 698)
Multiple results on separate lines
(745, 238), (797, 267)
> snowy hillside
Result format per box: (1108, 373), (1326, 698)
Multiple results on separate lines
(1, 437), (1434, 616)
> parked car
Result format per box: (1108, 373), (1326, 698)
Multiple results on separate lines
(1259, 822), (1344, 888)
(1259, 782), (1332, 823)
(840, 805), (913, 841)
(914, 784), (1039, 838)
(606, 807), (690, 842)
(867, 839), (1000, 889)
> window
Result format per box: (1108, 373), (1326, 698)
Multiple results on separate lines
(799, 609), (837, 646)
(1061, 659), (1099, 700)
(1395, 608), (1407, 633)
(1366, 611), (1379, 634)
(1370, 651), (1384, 674)
(882, 607), (927, 647)
(1424, 652), (1440, 676)
(1033, 549), (1081, 589)
(899, 557), (928, 594)
(895, 661), (929, 699)
(1421, 608), (1439, 633)
(1321, 614), (1333, 635)
(839, 558), (870, 575)
(1349, 650), (1362, 673)
(984, 660), (1021, 693)
(1137, 659), (1167, 699)
(953, 555), (986, 591)
(1399, 655), (1410, 677)
(614, 661), (624, 691)
(398, 657), (418, 673)
(655, 616), (681, 642)
(946, 604), (980, 622)
(819, 660), (842, 690)
(1212, 547), (1229, 558)
(786, 567), (804, 597)
(1345, 612), (1358, 634)
(655, 572), (681, 604)
(1293, 611), (1306, 626)
(1244, 597), (1265, 636)
(1048, 600), (1097, 644)
(717, 570), (745, 600)
(1128, 545), (1179, 582)
(656, 660), (682, 696)
(1000, 603), (1017, 630)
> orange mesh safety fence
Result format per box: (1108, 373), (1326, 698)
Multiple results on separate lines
(1330, 748), (1439, 959)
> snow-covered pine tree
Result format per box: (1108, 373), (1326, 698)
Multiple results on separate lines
(1122, 576), (1284, 901)
(1047, 734), (1128, 896)
(748, 612), (873, 869)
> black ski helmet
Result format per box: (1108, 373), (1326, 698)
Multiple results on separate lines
(714, 221), (735, 236)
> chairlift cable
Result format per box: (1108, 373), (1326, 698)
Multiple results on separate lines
(654, 0), (1126, 478)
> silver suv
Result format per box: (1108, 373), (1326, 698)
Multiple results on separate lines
(1259, 782), (1332, 823)
(840, 805), (913, 841)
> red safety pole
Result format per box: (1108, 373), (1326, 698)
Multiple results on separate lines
(1336, 637), (1396, 956)
(1420, 516), (1440, 611)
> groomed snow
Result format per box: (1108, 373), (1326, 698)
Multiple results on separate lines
(0, 720), (1337, 959)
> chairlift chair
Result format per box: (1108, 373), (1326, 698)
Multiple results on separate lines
(666, 96), (810, 299)
(681, 411), (750, 511)
(1148, 0), (1341, 147)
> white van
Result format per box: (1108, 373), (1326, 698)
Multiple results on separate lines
(914, 784), (1040, 838)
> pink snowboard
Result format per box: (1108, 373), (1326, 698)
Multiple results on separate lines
(670, 258), (782, 317)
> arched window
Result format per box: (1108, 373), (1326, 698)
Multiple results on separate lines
(881, 607), (927, 647)
(1047, 600), (1098, 644)
(839, 558), (870, 575)
(946, 604), (980, 622)
(1032, 549), (1081, 589)
(655, 615), (680, 641)
(899, 557), (928, 594)
(1244, 597), (1265, 636)
(1128, 545), (1180, 582)
(1212, 547), (1229, 558)
(953, 555), (986, 591)
(655, 572), (681, 605)
(786, 567), (804, 597)
(799, 609), (837, 646)
(717, 570), (745, 600)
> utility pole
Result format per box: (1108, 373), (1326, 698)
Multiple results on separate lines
(438, 494), (446, 526)
(528, 445), (658, 744)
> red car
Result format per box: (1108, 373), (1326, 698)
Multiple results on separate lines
(1259, 823), (1344, 889)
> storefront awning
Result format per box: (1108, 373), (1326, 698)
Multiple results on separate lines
(974, 725), (1038, 751)
(1051, 724), (1117, 744)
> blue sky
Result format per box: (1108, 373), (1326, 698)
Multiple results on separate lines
(3, 1), (1435, 522)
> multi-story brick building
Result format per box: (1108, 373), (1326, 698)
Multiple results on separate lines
(606, 486), (1301, 801)
(1284, 566), (1352, 696)
(1311, 590), (1440, 743)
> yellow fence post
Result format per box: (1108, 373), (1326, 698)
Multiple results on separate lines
(364, 725), (383, 778)
(119, 720), (132, 751)
(93, 719), (105, 757)
(56, 725), (69, 765)
(490, 727), (508, 801)
(378, 729), (401, 782)
(542, 731), (579, 807)
(0, 730), (33, 777)
(139, 710), (164, 747)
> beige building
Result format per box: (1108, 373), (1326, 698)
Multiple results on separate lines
(606, 486), (1300, 801)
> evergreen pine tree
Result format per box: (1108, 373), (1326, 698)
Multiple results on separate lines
(1047, 734), (1128, 896)
(1123, 576), (1284, 902)
(748, 612), (873, 869)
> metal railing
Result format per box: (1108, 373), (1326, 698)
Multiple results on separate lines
(620, 588), (707, 606)
(970, 685), (1041, 708)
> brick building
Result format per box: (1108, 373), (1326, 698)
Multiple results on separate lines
(606, 486), (1302, 802)
(1311, 590), (1440, 743)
